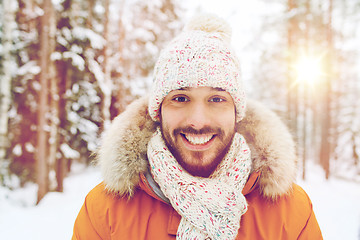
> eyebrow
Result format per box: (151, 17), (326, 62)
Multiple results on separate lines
(177, 87), (189, 91)
(213, 87), (226, 92)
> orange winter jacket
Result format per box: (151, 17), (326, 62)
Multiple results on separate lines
(73, 172), (322, 239)
(72, 97), (323, 239)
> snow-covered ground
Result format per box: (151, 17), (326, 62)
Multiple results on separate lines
(0, 163), (359, 240)
(298, 163), (360, 240)
(0, 165), (102, 240)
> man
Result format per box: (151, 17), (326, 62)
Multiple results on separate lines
(73, 14), (323, 239)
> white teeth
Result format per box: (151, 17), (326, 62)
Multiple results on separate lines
(185, 134), (213, 145)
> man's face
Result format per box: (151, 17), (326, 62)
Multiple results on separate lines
(160, 86), (236, 177)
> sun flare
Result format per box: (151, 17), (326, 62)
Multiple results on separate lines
(294, 55), (324, 86)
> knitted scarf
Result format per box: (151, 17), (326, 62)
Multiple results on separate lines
(147, 127), (252, 240)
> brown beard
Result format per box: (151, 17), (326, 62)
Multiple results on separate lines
(161, 125), (235, 178)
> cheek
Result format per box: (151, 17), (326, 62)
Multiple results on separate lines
(212, 110), (236, 129)
(161, 108), (184, 130)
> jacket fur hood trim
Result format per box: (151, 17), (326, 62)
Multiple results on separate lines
(97, 96), (298, 200)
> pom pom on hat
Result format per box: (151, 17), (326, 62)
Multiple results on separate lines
(185, 13), (232, 43)
(148, 14), (246, 122)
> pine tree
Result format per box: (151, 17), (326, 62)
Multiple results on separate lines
(0, 0), (16, 184)
(36, 0), (54, 203)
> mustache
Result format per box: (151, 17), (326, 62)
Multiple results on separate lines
(174, 126), (224, 137)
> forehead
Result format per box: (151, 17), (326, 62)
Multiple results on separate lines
(168, 86), (226, 94)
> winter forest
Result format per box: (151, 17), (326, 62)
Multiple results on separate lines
(0, 0), (360, 239)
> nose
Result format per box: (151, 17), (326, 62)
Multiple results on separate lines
(185, 101), (211, 130)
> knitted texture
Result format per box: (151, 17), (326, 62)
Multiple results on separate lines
(147, 128), (252, 239)
(148, 14), (246, 122)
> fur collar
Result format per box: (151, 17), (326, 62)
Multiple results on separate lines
(97, 96), (297, 200)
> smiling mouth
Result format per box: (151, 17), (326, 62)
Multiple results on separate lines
(181, 133), (215, 145)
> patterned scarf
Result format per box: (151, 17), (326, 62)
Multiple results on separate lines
(147, 127), (252, 240)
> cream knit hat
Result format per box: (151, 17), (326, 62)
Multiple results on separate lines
(148, 14), (246, 122)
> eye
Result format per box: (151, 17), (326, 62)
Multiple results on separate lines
(209, 97), (225, 103)
(173, 96), (189, 102)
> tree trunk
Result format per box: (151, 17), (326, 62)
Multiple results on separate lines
(351, 134), (359, 166)
(47, 3), (60, 191)
(320, 0), (333, 179)
(101, 0), (113, 130)
(319, 83), (331, 179)
(55, 59), (68, 192)
(55, 0), (72, 192)
(86, 0), (95, 28)
(0, 0), (15, 183)
(301, 0), (311, 180)
(36, 0), (53, 204)
(286, 0), (299, 141)
(115, 1), (127, 115)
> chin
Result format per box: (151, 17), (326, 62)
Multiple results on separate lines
(176, 152), (224, 178)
